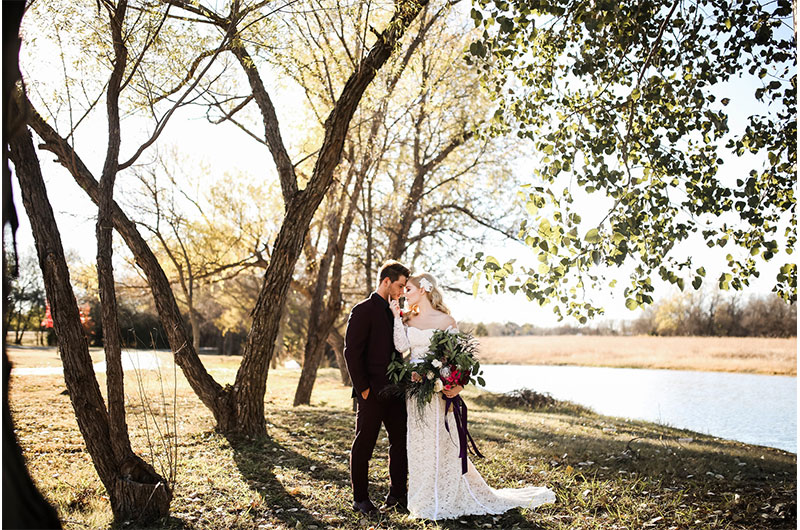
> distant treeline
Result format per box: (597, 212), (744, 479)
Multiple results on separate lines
(465, 292), (796, 338)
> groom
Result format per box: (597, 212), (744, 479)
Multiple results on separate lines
(344, 260), (410, 516)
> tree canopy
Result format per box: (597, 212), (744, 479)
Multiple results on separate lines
(461, 0), (796, 322)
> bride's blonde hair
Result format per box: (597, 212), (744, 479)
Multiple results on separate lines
(403, 273), (450, 322)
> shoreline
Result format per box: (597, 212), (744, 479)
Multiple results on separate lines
(476, 334), (797, 376)
(482, 359), (799, 377)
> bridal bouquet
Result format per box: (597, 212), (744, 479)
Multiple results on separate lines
(388, 329), (485, 412)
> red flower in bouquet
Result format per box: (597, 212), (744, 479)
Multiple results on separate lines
(443, 365), (469, 390)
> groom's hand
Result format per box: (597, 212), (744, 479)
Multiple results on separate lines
(389, 300), (402, 318)
(361, 388), (370, 400)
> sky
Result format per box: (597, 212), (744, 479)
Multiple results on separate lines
(9, 1), (794, 329)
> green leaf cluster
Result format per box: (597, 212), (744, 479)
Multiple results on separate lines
(465, 0), (796, 320)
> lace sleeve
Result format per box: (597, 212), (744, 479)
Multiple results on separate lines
(393, 316), (411, 352)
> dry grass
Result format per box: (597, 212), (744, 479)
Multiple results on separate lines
(6, 347), (797, 529)
(475, 335), (797, 375)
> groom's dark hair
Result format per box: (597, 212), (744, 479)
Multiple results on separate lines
(378, 260), (410, 284)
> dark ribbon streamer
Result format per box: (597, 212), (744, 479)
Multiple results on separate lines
(443, 395), (484, 474)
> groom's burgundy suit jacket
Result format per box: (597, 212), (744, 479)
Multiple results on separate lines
(344, 292), (397, 398)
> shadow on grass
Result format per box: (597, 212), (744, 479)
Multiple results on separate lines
(225, 405), (551, 530)
(217, 393), (797, 530)
(228, 434), (331, 529)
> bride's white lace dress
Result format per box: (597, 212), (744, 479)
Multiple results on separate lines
(393, 318), (556, 520)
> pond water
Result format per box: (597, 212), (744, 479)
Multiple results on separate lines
(11, 350), (162, 376)
(481, 364), (797, 454)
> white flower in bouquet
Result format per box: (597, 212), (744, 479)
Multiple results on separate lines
(440, 366), (452, 378)
(431, 359), (442, 368)
(427, 371), (435, 380)
(447, 327), (459, 334)
(433, 379), (444, 393)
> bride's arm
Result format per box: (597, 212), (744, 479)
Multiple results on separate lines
(393, 316), (411, 352)
(389, 299), (412, 352)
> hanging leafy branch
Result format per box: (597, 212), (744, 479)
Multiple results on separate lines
(459, 0), (796, 322)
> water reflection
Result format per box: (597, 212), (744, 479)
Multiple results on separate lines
(481, 364), (797, 453)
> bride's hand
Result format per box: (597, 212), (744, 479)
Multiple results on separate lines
(442, 385), (463, 398)
(389, 299), (402, 318)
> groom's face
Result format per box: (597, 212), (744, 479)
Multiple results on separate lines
(388, 276), (408, 300)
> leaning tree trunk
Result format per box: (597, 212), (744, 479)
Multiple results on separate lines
(294, 152), (366, 405)
(293, 214), (337, 406)
(10, 115), (171, 523)
(231, 0), (430, 435)
(234, 198), (318, 432)
(23, 96), (237, 433)
(2, 2), (63, 526)
(24, 0), (429, 438)
(294, 214), (358, 404)
(293, 302), (341, 405)
(96, 0), (133, 465)
(13, 312), (24, 344)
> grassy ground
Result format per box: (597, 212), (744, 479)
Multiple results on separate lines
(475, 336), (797, 375)
(7, 347), (797, 530)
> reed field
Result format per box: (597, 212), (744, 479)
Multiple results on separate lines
(475, 335), (797, 376)
(5, 346), (796, 529)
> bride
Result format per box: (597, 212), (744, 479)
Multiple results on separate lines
(388, 273), (556, 520)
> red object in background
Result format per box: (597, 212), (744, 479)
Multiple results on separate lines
(41, 302), (90, 328)
(41, 302), (53, 328)
(79, 304), (89, 325)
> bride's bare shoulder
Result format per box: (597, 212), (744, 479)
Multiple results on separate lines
(434, 312), (457, 330)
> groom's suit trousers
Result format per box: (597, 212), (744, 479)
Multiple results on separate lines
(351, 392), (408, 502)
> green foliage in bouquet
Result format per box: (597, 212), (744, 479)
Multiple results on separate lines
(388, 329), (485, 413)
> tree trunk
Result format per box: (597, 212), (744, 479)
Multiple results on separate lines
(189, 308), (201, 353)
(234, 198), (316, 433)
(271, 297), (291, 369)
(13, 312), (23, 344)
(97, 0), (131, 464)
(293, 215), (337, 406)
(23, 98), (237, 433)
(3, 2), (63, 525)
(10, 116), (171, 523)
(231, 0), (430, 434)
(19, 319), (30, 344)
(26, 0), (429, 438)
(293, 304), (340, 405)
(362, 179), (375, 294)
(294, 142), (368, 405)
(327, 328), (350, 385)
